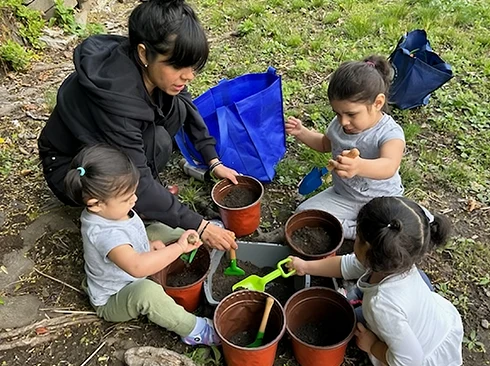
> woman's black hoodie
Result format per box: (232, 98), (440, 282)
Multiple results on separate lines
(38, 35), (218, 230)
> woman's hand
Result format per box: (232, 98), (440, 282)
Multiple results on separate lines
(354, 322), (378, 353)
(212, 164), (239, 184)
(286, 256), (308, 276)
(176, 230), (203, 253)
(285, 116), (304, 136)
(200, 223), (238, 251)
(150, 240), (166, 251)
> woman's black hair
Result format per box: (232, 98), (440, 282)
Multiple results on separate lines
(327, 55), (393, 112)
(129, 0), (209, 71)
(64, 144), (140, 206)
(356, 196), (452, 274)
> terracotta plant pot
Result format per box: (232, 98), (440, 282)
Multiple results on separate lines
(211, 175), (264, 237)
(285, 287), (356, 366)
(284, 209), (343, 259)
(214, 290), (286, 366)
(151, 246), (211, 312)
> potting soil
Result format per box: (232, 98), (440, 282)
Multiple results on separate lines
(212, 255), (296, 304)
(291, 226), (335, 255)
(166, 263), (206, 287)
(229, 329), (257, 347)
(221, 187), (258, 208)
(295, 319), (344, 346)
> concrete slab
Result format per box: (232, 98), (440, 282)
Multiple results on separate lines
(0, 251), (34, 290)
(0, 294), (42, 329)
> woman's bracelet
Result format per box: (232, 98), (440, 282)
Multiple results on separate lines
(199, 221), (211, 236)
(208, 160), (223, 174)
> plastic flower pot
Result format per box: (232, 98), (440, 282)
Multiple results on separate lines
(214, 290), (286, 366)
(285, 287), (356, 366)
(150, 246), (211, 312)
(284, 210), (343, 260)
(211, 175), (264, 237)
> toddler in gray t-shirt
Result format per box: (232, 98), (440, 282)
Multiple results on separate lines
(286, 55), (406, 239)
(64, 144), (220, 347)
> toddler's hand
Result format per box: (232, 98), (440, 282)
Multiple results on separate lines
(286, 256), (308, 276)
(354, 322), (378, 354)
(332, 149), (361, 179)
(285, 117), (304, 136)
(177, 230), (203, 253)
(150, 240), (166, 251)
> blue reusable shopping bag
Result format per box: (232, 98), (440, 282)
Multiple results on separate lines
(175, 67), (286, 183)
(388, 29), (453, 110)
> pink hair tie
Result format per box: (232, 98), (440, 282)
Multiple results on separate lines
(365, 61), (376, 67)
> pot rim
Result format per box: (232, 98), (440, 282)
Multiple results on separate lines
(285, 209), (344, 259)
(284, 287), (356, 350)
(214, 290), (286, 351)
(211, 175), (264, 211)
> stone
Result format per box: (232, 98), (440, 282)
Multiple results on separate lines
(0, 294), (42, 328)
(482, 319), (489, 330)
(0, 251), (34, 290)
(124, 346), (198, 366)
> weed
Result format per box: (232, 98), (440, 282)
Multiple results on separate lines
(186, 346), (222, 365)
(49, 0), (104, 37)
(0, 40), (34, 71)
(463, 330), (487, 353)
(178, 178), (204, 212)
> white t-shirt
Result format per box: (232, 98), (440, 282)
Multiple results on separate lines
(341, 254), (463, 366)
(81, 209), (150, 306)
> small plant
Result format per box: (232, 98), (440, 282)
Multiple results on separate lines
(238, 18), (255, 36)
(186, 346), (222, 365)
(178, 178), (204, 212)
(49, 0), (104, 37)
(463, 330), (486, 353)
(0, 40), (34, 71)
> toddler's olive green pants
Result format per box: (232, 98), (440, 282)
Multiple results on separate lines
(94, 222), (194, 337)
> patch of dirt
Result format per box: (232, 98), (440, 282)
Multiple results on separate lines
(294, 320), (338, 346)
(220, 186), (258, 208)
(291, 226), (333, 255)
(211, 255), (296, 305)
(166, 261), (207, 287)
(229, 330), (256, 347)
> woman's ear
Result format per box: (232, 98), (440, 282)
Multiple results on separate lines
(373, 93), (386, 111)
(86, 198), (102, 213)
(137, 44), (148, 67)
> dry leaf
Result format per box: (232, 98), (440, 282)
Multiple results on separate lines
(19, 146), (29, 155)
(467, 198), (480, 212)
(20, 169), (32, 176)
(35, 327), (49, 335)
(0, 265), (8, 274)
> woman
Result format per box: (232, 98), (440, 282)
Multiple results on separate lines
(38, 0), (238, 251)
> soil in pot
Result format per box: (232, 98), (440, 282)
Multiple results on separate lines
(291, 226), (335, 255)
(221, 187), (259, 208)
(228, 330), (257, 347)
(212, 255), (296, 305)
(294, 319), (343, 346)
(166, 262), (207, 287)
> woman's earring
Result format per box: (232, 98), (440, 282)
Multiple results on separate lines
(144, 64), (148, 68)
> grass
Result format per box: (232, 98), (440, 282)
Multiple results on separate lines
(189, 0), (490, 359)
(192, 0), (490, 201)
